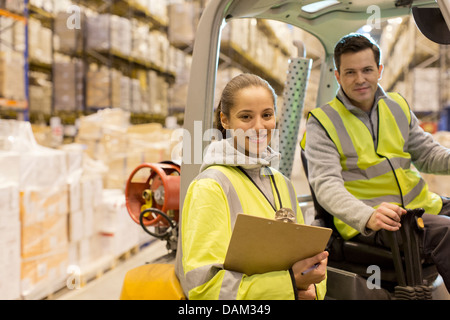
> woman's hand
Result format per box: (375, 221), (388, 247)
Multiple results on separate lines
(292, 251), (328, 290)
(297, 284), (316, 300)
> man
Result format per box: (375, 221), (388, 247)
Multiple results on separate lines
(301, 33), (450, 291)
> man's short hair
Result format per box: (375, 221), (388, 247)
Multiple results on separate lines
(334, 33), (381, 72)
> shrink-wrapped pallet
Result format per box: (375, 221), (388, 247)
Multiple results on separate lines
(0, 120), (70, 299)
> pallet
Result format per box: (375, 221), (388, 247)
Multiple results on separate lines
(42, 245), (142, 299)
(77, 245), (141, 288)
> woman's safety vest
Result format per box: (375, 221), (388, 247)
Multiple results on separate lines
(209, 165), (299, 221)
(178, 165), (328, 300)
(303, 92), (442, 240)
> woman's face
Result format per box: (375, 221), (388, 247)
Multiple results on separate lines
(220, 86), (276, 155)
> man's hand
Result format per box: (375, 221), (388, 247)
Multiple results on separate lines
(366, 202), (407, 232)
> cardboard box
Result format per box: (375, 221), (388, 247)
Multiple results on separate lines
(54, 11), (85, 53)
(21, 212), (68, 259)
(21, 247), (69, 298)
(167, 2), (198, 47)
(68, 210), (83, 243)
(0, 220), (21, 300)
(0, 183), (20, 227)
(0, 51), (25, 101)
(29, 83), (52, 114)
(76, 234), (104, 269)
(0, 261), (21, 300)
(19, 148), (67, 188)
(20, 184), (69, 226)
(53, 60), (84, 112)
(83, 206), (94, 238)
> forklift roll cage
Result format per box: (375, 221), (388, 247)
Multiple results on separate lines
(174, 0), (450, 299)
(180, 0), (450, 202)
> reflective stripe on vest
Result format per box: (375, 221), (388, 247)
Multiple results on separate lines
(310, 92), (442, 239)
(209, 165), (299, 221)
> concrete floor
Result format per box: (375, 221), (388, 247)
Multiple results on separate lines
(55, 240), (174, 300)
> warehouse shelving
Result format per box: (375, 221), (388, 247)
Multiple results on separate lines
(0, 2), (302, 300)
(1, 0), (296, 129)
(379, 15), (449, 132)
(0, 3), (28, 119)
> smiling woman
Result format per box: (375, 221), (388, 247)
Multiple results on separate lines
(220, 85), (276, 156)
(215, 73), (278, 156)
(175, 73), (329, 300)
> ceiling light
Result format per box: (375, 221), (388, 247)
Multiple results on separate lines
(301, 1), (341, 14)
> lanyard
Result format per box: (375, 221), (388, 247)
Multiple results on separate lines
(236, 166), (282, 212)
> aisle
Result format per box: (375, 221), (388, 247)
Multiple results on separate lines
(55, 240), (175, 300)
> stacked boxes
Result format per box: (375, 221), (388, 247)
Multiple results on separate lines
(380, 16), (441, 99)
(70, 170), (105, 270)
(167, 2), (198, 47)
(29, 73), (52, 115)
(0, 51), (25, 101)
(147, 0), (169, 24)
(0, 121), (70, 300)
(0, 16), (25, 52)
(411, 68), (440, 113)
(0, 152), (21, 300)
(74, 109), (175, 190)
(53, 59), (84, 112)
(54, 11), (85, 54)
(63, 145), (146, 277)
(19, 148), (69, 299)
(86, 14), (132, 57)
(28, 18), (52, 65)
(220, 18), (290, 84)
(86, 66), (128, 110)
(130, 19), (150, 62)
(0, 119), (159, 299)
(97, 189), (142, 258)
(421, 131), (450, 196)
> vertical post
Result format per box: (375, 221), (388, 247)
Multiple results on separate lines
(23, 0), (29, 121)
(278, 41), (312, 178)
(180, 0), (230, 205)
(316, 53), (338, 109)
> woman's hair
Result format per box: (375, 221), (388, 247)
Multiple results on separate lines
(334, 33), (381, 73)
(214, 73), (277, 138)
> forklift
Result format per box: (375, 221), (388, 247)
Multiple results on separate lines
(121, 0), (450, 300)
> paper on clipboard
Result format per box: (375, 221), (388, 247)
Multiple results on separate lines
(223, 214), (332, 276)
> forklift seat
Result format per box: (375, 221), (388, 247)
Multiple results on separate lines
(300, 149), (439, 299)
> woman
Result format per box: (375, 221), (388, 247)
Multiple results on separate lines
(176, 73), (328, 300)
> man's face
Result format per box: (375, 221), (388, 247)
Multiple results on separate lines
(335, 48), (383, 112)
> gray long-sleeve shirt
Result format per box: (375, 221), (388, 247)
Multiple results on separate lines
(304, 86), (450, 236)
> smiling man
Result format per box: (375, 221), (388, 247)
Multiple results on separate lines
(301, 33), (450, 292)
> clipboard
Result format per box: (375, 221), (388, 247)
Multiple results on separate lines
(224, 214), (332, 276)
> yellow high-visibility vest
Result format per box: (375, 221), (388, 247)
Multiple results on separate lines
(179, 165), (327, 299)
(303, 92), (442, 240)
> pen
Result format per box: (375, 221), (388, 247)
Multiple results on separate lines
(301, 262), (320, 276)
